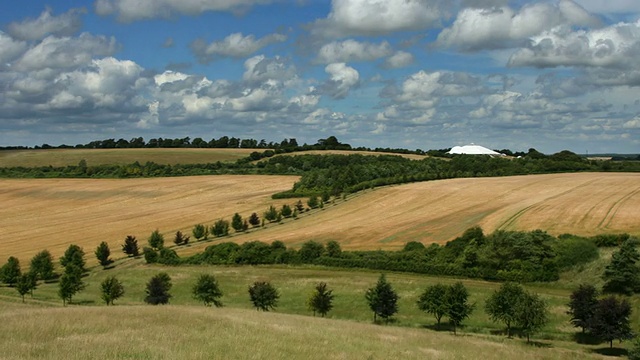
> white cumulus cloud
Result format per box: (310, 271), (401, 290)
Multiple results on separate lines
(7, 7), (85, 41)
(190, 32), (286, 63)
(319, 63), (360, 99)
(316, 40), (392, 64)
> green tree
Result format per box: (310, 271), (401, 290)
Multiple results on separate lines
(307, 282), (335, 317)
(307, 196), (319, 209)
(143, 247), (158, 264)
(485, 282), (525, 337)
(325, 240), (342, 257)
(173, 230), (190, 245)
(295, 200), (305, 212)
(264, 205), (278, 222)
(417, 283), (449, 328)
(30, 250), (55, 281)
(403, 241), (426, 252)
(145, 273), (172, 305)
(192, 224), (208, 241)
(100, 276), (125, 305)
(514, 291), (548, 343)
(231, 213), (245, 232)
(1, 256), (21, 287)
(211, 219), (230, 237)
(567, 284), (599, 333)
(248, 213), (260, 227)
(122, 235), (140, 257)
(15, 273), (36, 302)
(248, 281), (279, 311)
(280, 204), (292, 218)
(602, 239), (640, 295)
(445, 282), (474, 335)
(95, 241), (112, 267)
(148, 230), (165, 250)
(60, 244), (86, 273)
(589, 295), (634, 348)
(192, 274), (223, 307)
(299, 241), (325, 262)
(628, 338), (640, 360)
(365, 274), (399, 323)
(58, 264), (85, 306)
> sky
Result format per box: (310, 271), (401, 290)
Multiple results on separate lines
(1, 0), (639, 153)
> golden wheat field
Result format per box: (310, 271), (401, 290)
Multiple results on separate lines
(1, 172), (639, 264)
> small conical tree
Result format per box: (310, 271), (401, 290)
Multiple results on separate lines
(95, 241), (112, 267)
(248, 213), (260, 227)
(144, 273), (172, 305)
(1, 256), (21, 287)
(365, 274), (398, 323)
(248, 281), (279, 311)
(231, 213), (245, 232)
(60, 244), (86, 273)
(173, 231), (190, 245)
(101, 276), (125, 305)
(192, 274), (223, 307)
(122, 235), (140, 257)
(192, 224), (208, 241)
(602, 239), (640, 295)
(307, 282), (335, 317)
(148, 230), (164, 250)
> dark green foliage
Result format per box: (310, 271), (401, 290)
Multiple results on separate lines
(325, 241), (342, 257)
(30, 250), (55, 281)
(295, 200), (305, 212)
(192, 224), (208, 241)
(1, 256), (21, 286)
(485, 282), (525, 337)
(122, 235), (140, 257)
(567, 284), (599, 333)
(192, 274), (223, 307)
(264, 205), (278, 222)
(248, 281), (279, 311)
(234, 241), (273, 265)
(403, 241), (425, 252)
(307, 196), (319, 209)
(280, 204), (293, 218)
(417, 283), (449, 327)
(15, 273), (36, 302)
(95, 241), (112, 267)
(514, 291), (548, 343)
(365, 274), (398, 323)
(554, 235), (599, 269)
(248, 213), (260, 227)
(231, 213), (246, 232)
(307, 282), (334, 317)
(589, 296), (634, 348)
(60, 244), (86, 273)
(602, 239), (640, 295)
(148, 230), (164, 250)
(593, 233), (630, 247)
(143, 247), (158, 264)
(100, 276), (124, 305)
(299, 241), (325, 262)
(628, 338), (640, 360)
(58, 264), (85, 306)
(158, 248), (180, 265)
(445, 282), (474, 335)
(173, 231), (190, 245)
(211, 219), (230, 237)
(145, 273), (172, 305)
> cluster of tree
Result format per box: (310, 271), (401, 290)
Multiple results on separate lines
(601, 239), (640, 295)
(58, 245), (87, 306)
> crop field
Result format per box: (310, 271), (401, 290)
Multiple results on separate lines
(0, 148), (260, 167)
(1, 172), (639, 264)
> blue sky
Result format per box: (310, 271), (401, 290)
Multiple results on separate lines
(1, 0), (639, 153)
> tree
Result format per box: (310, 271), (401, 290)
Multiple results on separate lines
(589, 296), (634, 348)
(30, 250), (55, 281)
(307, 196), (319, 209)
(326, 241), (342, 257)
(295, 200), (305, 212)
(445, 282), (474, 335)
(100, 276), (125, 305)
(58, 264), (85, 306)
(192, 274), (223, 307)
(628, 338), (640, 360)
(60, 244), (86, 273)
(485, 282), (525, 337)
(514, 291), (548, 343)
(602, 239), (640, 295)
(145, 273), (172, 305)
(417, 283), (449, 328)
(299, 241), (325, 262)
(122, 235), (140, 257)
(192, 224), (208, 241)
(365, 274), (398, 323)
(248, 213), (260, 227)
(231, 213), (245, 232)
(280, 204), (292, 218)
(148, 229), (164, 250)
(567, 284), (599, 333)
(1, 256), (21, 287)
(173, 231), (190, 246)
(95, 241), (112, 267)
(248, 281), (279, 311)
(307, 282), (334, 317)
(211, 219), (230, 237)
(15, 273), (36, 302)
(263, 205), (278, 222)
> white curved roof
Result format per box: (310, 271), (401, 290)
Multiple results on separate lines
(447, 144), (504, 156)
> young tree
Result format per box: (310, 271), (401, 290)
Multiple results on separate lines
(231, 213), (245, 232)
(263, 205), (278, 222)
(58, 264), (85, 306)
(95, 241), (112, 267)
(122, 235), (140, 257)
(445, 282), (474, 335)
(417, 283), (449, 328)
(248, 213), (260, 227)
(211, 219), (230, 237)
(567, 284), (599, 333)
(192, 274), (223, 307)
(307, 282), (335, 317)
(148, 230), (165, 250)
(1, 256), (21, 287)
(295, 200), (305, 212)
(589, 296), (634, 348)
(602, 239), (640, 295)
(325, 241), (342, 257)
(248, 281), (279, 311)
(15, 273), (36, 302)
(192, 224), (208, 241)
(60, 244), (86, 273)
(514, 291), (548, 343)
(280, 204), (292, 218)
(173, 231), (190, 246)
(365, 274), (399, 323)
(100, 276), (125, 305)
(30, 250), (55, 281)
(144, 273), (172, 305)
(485, 282), (525, 337)
(307, 196), (319, 209)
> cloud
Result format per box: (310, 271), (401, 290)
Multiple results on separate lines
(318, 63), (360, 99)
(94, 0), (274, 22)
(316, 40), (392, 64)
(0, 32), (28, 66)
(190, 32), (286, 63)
(242, 55), (297, 85)
(437, 0), (601, 51)
(7, 7), (86, 41)
(623, 117), (640, 129)
(383, 51), (414, 68)
(310, 0), (445, 38)
(508, 20), (640, 69)
(573, 0), (640, 14)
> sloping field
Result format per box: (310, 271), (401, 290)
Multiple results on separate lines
(0, 176), (298, 263)
(0, 148), (260, 167)
(269, 149), (428, 160)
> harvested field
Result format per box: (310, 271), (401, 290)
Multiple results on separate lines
(268, 149), (428, 160)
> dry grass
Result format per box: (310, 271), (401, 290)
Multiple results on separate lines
(269, 149), (429, 160)
(0, 148), (260, 167)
